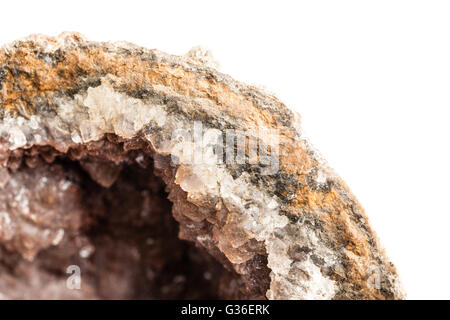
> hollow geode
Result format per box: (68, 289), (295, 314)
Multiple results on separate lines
(0, 33), (404, 299)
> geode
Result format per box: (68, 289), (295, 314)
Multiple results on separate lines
(0, 32), (405, 299)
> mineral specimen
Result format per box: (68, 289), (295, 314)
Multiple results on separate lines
(0, 32), (405, 299)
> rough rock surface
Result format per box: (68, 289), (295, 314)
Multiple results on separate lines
(0, 32), (405, 299)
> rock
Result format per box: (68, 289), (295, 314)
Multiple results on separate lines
(0, 32), (405, 299)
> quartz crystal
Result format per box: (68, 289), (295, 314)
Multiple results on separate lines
(0, 33), (405, 299)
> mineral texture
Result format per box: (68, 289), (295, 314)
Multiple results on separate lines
(0, 32), (405, 299)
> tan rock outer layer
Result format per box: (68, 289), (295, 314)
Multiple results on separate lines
(0, 32), (405, 299)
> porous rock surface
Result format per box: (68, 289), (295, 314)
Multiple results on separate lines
(0, 33), (405, 299)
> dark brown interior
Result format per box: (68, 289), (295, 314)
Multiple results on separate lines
(0, 134), (270, 299)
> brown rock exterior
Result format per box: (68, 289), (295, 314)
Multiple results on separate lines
(0, 33), (404, 299)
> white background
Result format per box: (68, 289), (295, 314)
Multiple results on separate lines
(1, 0), (449, 299)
